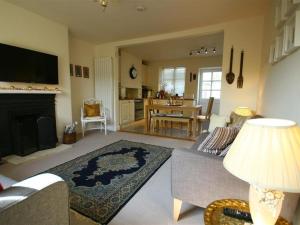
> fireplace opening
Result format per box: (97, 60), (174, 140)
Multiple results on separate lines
(37, 116), (57, 150)
(11, 115), (57, 156)
(12, 114), (39, 156)
(0, 94), (58, 157)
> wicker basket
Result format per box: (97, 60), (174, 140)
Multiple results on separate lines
(63, 132), (76, 144)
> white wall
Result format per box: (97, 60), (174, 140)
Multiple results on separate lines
(120, 50), (142, 89)
(261, 50), (300, 123)
(0, 0), (72, 140)
(69, 37), (95, 131)
(219, 17), (264, 116)
(258, 4), (300, 124)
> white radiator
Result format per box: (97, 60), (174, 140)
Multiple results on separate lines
(94, 57), (113, 123)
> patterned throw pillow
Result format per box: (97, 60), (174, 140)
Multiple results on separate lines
(197, 127), (239, 155)
(219, 144), (232, 157)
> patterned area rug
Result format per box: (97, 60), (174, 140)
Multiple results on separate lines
(47, 140), (172, 224)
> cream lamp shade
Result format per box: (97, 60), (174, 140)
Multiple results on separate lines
(223, 118), (300, 192)
(234, 107), (254, 117)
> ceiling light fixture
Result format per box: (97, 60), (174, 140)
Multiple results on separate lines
(95, 0), (108, 10)
(189, 47), (217, 57)
(136, 5), (146, 12)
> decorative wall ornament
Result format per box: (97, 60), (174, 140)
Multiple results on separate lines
(75, 65), (82, 77)
(129, 65), (137, 79)
(189, 47), (217, 56)
(0, 85), (62, 93)
(226, 47), (235, 84)
(83, 66), (90, 79)
(237, 50), (244, 88)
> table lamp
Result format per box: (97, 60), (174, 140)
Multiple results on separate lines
(234, 107), (254, 117)
(223, 118), (300, 225)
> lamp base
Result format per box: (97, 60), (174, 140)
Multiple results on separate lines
(249, 185), (284, 225)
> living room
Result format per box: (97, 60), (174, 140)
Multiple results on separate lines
(1, 0), (300, 225)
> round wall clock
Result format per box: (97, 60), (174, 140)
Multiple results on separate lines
(129, 66), (137, 79)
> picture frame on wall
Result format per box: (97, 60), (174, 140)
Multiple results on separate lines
(193, 73), (197, 80)
(70, 64), (74, 76)
(83, 66), (89, 78)
(75, 65), (82, 77)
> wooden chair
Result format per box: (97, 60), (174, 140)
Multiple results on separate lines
(148, 97), (162, 130)
(197, 97), (214, 133)
(81, 98), (107, 136)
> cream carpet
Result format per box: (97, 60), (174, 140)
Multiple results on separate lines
(0, 131), (205, 225)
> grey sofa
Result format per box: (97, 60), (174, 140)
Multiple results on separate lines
(0, 173), (69, 225)
(171, 132), (299, 222)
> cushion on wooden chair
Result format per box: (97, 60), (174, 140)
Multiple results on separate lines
(84, 103), (100, 117)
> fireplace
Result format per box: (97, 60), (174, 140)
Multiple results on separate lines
(0, 94), (58, 157)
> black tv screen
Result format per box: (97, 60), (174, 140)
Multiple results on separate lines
(0, 43), (58, 84)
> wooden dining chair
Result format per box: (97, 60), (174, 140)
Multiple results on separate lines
(148, 97), (160, 130)
(197, 97), (214, 133)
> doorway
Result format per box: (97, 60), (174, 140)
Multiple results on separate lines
(197, 67), (222, 114)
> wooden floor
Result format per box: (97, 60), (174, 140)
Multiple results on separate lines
(120, 119), (200, 141)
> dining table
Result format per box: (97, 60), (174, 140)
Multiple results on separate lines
(144, 104), (202, 137)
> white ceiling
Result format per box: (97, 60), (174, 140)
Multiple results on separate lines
(122, 32), (224, 61)
(6, 0), (270, 44)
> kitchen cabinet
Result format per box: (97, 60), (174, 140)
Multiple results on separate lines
(119, 100), (135, 125)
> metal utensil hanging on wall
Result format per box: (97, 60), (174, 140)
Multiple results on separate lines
(226, 47), (235, 84)
(237, 50), (244, 88)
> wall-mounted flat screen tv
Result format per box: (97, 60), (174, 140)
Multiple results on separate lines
(0, 43), (58, 84)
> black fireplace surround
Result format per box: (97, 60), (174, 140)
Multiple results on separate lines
(0, 94), (58, 157)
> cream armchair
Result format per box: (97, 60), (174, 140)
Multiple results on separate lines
(81, 98), (107, 136)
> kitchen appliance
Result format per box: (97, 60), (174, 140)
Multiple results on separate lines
(142, 85), (153, 98)
(134, 99), (144, 121)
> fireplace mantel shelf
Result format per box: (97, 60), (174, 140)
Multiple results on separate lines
(0, 89), (62, 94)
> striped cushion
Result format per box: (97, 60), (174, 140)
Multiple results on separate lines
(197, 127), (239, 155)
(219, 144), (232, 157)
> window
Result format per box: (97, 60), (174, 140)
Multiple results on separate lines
(199, 68), (222, 99)
(160, 67), (186, 96)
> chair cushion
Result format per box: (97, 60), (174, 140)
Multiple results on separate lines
(208, 114), (227, 132)
(84, 103), (100, 117)
(84, 116), (104, 120)
(197, 127), (239, 155)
